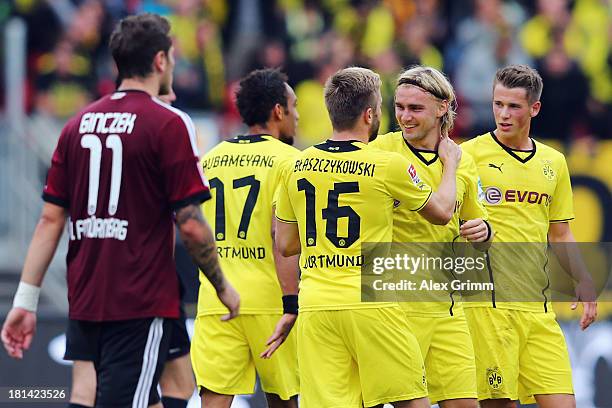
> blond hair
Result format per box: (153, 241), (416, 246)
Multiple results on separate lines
(324, 67), (382, 131)
(397, 66), (457, 136)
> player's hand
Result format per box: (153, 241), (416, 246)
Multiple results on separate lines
(460, 218), (489, 242)
(571, 279), (597, 330)
(217, 283), (240, 321)
(1, 308), (36, 359)
(438, 136), (462, 170)
(260, 313), (297, 359)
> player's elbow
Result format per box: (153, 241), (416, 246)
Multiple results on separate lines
(178, 219), (205, 246)
(419, 205), (453, 225)
(275, 235), (300, 257)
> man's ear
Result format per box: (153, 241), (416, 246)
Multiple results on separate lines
(364, 107), (373, 125)
(272, 103), (284, 121)
(437, 99), (449, 118)
(530, 100), (541, 118)
(153, 50), (166, 73)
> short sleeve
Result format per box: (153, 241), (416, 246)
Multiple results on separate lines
(460, 159), (488, 221)
(385, 153), (432, 211)
(549, 156), (574, 223)
(158, 115), (211, 210)
(275, 160), (297, 224)
(42, 125), (70, 208)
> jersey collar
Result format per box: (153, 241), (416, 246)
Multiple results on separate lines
(314, 139), (363, 152)
(402, 137), (439, 166)
(489, 131), (536, 163)
(227, 134), (270, 144)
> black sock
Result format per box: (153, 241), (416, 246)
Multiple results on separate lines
(161, 396), (188, 408)
(68, 404), (93, 408)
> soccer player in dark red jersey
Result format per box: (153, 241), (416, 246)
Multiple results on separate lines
(1, 13), (239, 408)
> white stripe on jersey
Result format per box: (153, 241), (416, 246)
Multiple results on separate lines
(151, 97), (199, 156)
(151, 97), (209, 187)
(132, 318), (163, 408)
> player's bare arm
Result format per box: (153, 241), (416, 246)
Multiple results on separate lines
(261, 215), (300, 359)
(548, 222), (597, 330)
(418, 136), (461, 225)
(175, 203), (240, 320)
(2, 202), (66, 359)
(274, 219), (301, 257)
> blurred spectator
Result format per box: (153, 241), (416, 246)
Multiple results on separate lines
(533, 42), (590, 143)
(395, 18), (443, 71)
(222, 0), (288, 80)
(452, 0), (530, 136)
(34, 37), (93, 118)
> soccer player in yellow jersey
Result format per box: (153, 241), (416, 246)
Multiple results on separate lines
(274, 67), (462, 408)
(461, 65), (598, 408)
(371, 66), (492, 408)
(191, 69), (300, 408)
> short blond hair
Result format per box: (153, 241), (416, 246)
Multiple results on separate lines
(397, 66), (457, 136)
(324, 67), (382, 131)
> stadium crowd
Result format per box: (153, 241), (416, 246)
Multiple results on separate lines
(1, 0), (611, 142)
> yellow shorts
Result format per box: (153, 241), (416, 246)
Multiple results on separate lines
(464, 307), (573, 404)
(190, 314), (299, 400)
(404, 312), (477, 404)
(298, 307), (427, 408)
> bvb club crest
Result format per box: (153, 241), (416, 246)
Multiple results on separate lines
(542, 160), (555, 181)
(487, 367), (503, 390)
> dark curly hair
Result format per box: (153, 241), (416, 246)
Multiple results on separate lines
(236, 69), (289, 127)
(109, 13), (172, 80)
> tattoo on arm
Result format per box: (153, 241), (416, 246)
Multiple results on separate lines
(175, 204), (225, 292)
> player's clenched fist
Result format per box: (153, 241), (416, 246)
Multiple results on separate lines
(438, 136), (462, 170)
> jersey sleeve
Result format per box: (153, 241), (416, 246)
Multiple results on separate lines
(549, 156), (574, 223)
(385, 153), (432, 211)
(459, 158), (488, 221)
(158, 115), (211, 210)
(42, 124), (71, 208)
(275, 160), (297, 223)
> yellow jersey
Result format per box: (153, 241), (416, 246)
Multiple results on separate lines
(197, 134), (299, 315)
(461, 132), (575, 312)
(371, 131), (488, 316)
(275, 139), (433, 311)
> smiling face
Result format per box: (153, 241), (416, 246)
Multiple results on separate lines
(492, 84), (540, 140)
(394, 84), (447, 145)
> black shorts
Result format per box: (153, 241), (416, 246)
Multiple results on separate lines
(166, 306), (190, 361)
(64, 317), (173, 408)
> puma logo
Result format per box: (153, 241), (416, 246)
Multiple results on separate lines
(489, 163), (503, 173)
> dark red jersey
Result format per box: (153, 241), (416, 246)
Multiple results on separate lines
(43, 90), (210, 321)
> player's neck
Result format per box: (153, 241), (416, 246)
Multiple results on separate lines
(493, 129), (533, 150)
(117, 78), (160, 97)
(404, 131), (439, 151)
(331, 129), (368, 144)
(247, 124), (277, 139)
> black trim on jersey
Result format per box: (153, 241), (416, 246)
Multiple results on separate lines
(171, 190), (212, 211)
(412, 190), (433, 212)
(42, 193), (69, 209)
(275, 215), (297, 224)
(484, 251), (496, 308)
(226, 134), (270, 144)
(403, 138), (439, 166)
(549, 218), (575, 223)
(489, 131), (536, 163)
(314, 140), (362, 152)
(542, 256), (550, 313)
